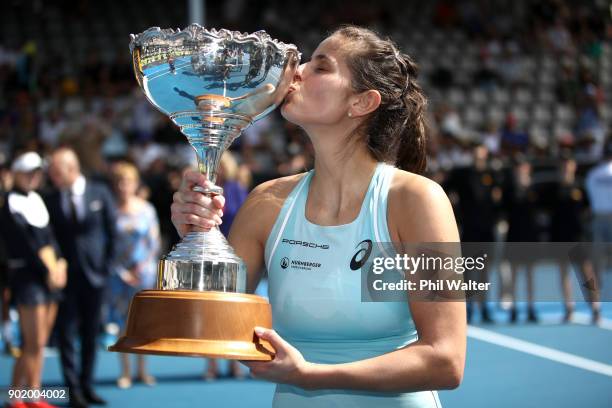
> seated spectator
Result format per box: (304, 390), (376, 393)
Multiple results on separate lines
(574, 106), (605, 163)
(500, 114), (530, 156)
(481, 122), (501, 156)
(555, 62), (580, 106)
(546, 17), (575, 55)
(498, 48), (526, 87)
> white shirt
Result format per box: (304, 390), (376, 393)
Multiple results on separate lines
(62, 175), (87, 221)
(39, 118), (66, 147)
(8, 190), (50, 228)
(585, 161), (612, 215)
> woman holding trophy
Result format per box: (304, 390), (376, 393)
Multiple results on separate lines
(171, 26), (465, 407)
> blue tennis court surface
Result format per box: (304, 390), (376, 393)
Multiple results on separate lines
(1, 302), (610, 407)
(2, 268), (611, 407)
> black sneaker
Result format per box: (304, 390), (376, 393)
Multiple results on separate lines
(481, 307), (494, 324)
(69, 390), (89, 408)
(562, 307), (574, 323)
(527, 306), (538, 323)
(592, 309), (601, 325)
(82, 389), (106, 406)
(509, 307), (518, 323)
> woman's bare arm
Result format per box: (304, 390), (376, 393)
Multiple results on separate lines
(171, 170), (304, 293)
(249, 172), (466, 392)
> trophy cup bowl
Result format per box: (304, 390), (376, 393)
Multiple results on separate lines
(108, 24), (300, 360)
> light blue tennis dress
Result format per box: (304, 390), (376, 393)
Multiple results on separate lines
(264, 162), (442, 407)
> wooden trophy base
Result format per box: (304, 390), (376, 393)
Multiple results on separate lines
(108, 290), (274, 361)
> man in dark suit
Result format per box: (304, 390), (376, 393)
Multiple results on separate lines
(46, 147), (118, 408)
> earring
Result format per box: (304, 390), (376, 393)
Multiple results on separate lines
(348, 112), (352, 118)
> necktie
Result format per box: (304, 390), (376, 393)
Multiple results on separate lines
(69, 194), (79, 225)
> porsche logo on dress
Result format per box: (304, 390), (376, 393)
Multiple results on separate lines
(282, 238), (330, 249)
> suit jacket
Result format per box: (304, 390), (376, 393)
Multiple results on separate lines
(44, 179), (118, 288)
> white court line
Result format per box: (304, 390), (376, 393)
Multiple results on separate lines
(148, 61), (192, 80)
(528, 312), (612, 331)
(468, 325), (612, 377)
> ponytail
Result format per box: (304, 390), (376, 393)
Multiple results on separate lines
(333, 25), (428, 174)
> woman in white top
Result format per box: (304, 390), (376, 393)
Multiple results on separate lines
(0, 152), (66, 408)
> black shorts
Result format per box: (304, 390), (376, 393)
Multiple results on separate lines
(10, 281), (62, 306)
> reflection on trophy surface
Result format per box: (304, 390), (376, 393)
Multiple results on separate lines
(109, 24), (300, 360)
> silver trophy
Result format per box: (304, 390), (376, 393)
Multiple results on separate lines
(109, 25), (300, 360)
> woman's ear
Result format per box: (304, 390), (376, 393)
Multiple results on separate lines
(349, 90), (381, 117)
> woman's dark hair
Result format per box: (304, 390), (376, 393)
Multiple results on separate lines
(333, 25), (427, 174)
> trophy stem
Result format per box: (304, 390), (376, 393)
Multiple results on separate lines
(170, 106), (252, 195)
(192, 144), (223, 195)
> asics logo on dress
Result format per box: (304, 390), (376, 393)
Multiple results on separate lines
(350, 239), (373, 270)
